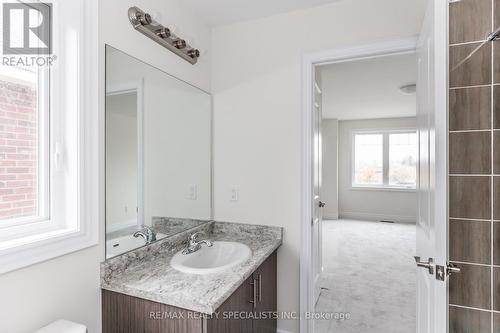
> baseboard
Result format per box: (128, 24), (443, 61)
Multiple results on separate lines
(106, 219), (138, 232)
(339, 211), (416, 224)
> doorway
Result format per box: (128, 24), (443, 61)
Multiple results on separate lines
(105, 80), (144, 240)
(300, 4), (450, 328)
(314, 51), (418, 333)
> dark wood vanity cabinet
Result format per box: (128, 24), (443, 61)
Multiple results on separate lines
(207, 251), (277, 333)
(251, 251), (277, 333)
(102, 251), (277, 333)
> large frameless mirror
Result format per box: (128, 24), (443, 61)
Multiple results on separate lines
(105, 45), (211, 259)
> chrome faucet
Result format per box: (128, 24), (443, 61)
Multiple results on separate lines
(182, 232), (213, 255)
(133, 226), (157, 244)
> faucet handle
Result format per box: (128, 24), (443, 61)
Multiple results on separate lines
(148, 227), (157, 241)
(189, 232), (201, 242)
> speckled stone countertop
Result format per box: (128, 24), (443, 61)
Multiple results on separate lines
(100, 221), (282, 314)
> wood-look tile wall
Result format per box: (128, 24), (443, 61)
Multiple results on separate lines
(448, 0), (498, 331)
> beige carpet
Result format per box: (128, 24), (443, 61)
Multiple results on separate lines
(314, 219), (416, 333)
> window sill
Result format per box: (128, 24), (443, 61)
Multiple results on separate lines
(0, 225), (98, 274)
(350, 186), (416, 193)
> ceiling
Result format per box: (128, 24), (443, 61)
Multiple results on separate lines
(180, 0), (340, 26)
(319, 53), (417, 120)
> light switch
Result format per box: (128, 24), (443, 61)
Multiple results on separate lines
(230, 187), (239, 202)
(188, 184), (197, 200)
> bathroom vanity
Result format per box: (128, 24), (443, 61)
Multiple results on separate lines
(101, 222), (281, 333)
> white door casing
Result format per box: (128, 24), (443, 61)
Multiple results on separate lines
(300, 36), (422, 333)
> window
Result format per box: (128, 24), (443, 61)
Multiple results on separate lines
(352, 130), (417, 190)
(0, 64), (48, 229)
(388, 132), (418, 187)
(353, 133), (383, 186)
(0, 0), (98, 274)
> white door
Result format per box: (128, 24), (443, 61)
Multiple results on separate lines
(415, 0), (448, 332)
(312, 76), (323, 305)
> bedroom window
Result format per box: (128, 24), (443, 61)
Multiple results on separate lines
(352, 130), (417, 190)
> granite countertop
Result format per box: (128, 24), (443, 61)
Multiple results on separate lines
(100, 221), (282, 314)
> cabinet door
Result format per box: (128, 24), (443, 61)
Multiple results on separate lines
(206, 275), (254, 333)
(253, 251), (277, 333)
(102, 289), (161, 333)
(102, 290), (204, 333)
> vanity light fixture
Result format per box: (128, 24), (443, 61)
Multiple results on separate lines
(128, 6), (200, 64)
(155, 27), (171, 39)
(172, 38), (187, 49)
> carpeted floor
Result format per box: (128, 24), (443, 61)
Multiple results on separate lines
(314, 219), (416, 333)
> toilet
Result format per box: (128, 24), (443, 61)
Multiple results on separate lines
(34, 320), (87, 333)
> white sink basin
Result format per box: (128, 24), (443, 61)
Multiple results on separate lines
(170, 241), (252, 275)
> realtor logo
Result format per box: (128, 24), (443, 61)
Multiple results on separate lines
(3, 3), (52, 54)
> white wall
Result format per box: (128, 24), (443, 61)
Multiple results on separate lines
(322, 119), (339, 219)
(0, 247), (102, 332)
(338, 117), (417, 223)
(0, 0), (211, 332)
(211, 0), (426, 331)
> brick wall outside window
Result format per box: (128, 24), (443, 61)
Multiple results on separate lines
(0, 79), (38, 220)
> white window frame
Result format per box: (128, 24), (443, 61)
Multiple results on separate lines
(0, 0), (98, 274)
(351, 128), (417, 192)
(0, 2), (51, 232)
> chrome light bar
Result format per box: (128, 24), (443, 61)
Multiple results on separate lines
(128, 6), (200, 65)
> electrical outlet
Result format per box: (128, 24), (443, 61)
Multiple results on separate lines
(230, 187), (238, 202)
(188, 184), (197, 200)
